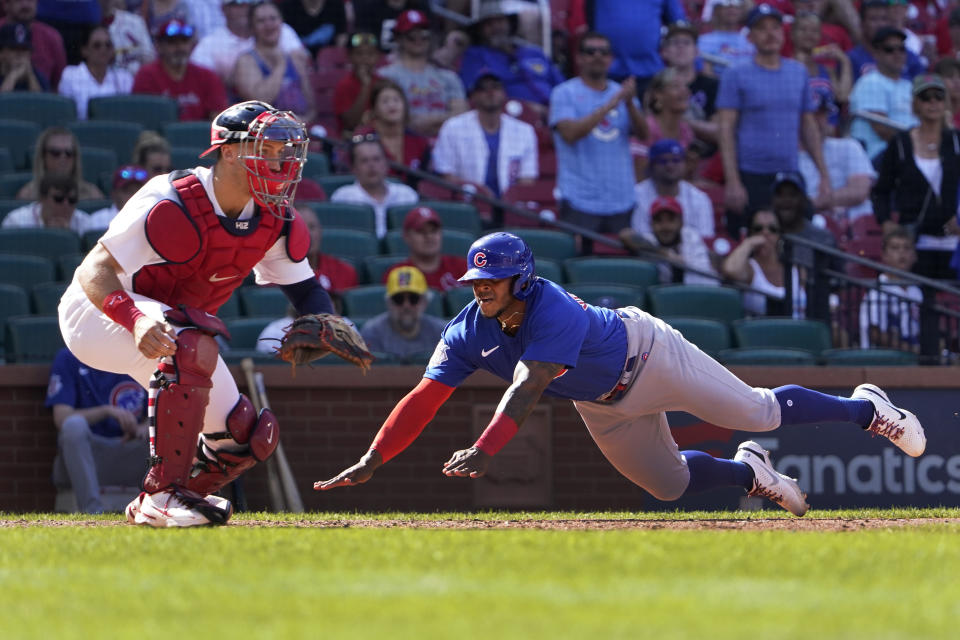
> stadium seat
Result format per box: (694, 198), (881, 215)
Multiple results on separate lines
(363, 255), (407, 284)
(0, 172), (33, 198)
(0, 228), (82, 263)
(69, 121), (144, 166)
(303, 152), (331, 181)
(820, 348), (919, 366)
(718, 347), (818, 366)
(0, 119), (41, 169)
(224, 317), (276, 350)
(0, 148), (13, 173)
(170, 146), (214, 170)
(441, 229), (476, 257)
(502, 180), (558, 227)
(564, 257), (660, 289)
(341, 285), (388, 323)
(504, 228), (577, 261)
(535, 258), (563, 283)
(0, 284), (29, 359)
(161, 121), (211, 148)
(57, 253), (85, 281)
(732, 318), (832, 355)
(565, 284), (646, 309)
(77, 199), (112, 217)
(387, 201), (482, 234)
(216, 291), (243, 319)
(445, 286), (475, 316)
(663, 317), (731, 355)
(416, 180), (495, 220)
(88, 95), (179, 131)
(383, 231), (407, 255)
(309, 201), (376, 233)
(5, 315), (65, 363)
(79, 147), (118, 186)
(238, 286), (289, 318)
(0, 93), (77, 128)
(322, 228), (380, 260)
(647, 285), (745, 324)
(0, 254), (55, 289)
(315, 175), (355, 195)
(32, 281), (68, 314)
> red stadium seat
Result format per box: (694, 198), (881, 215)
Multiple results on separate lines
(502, 180), (558, 227)
(850, 215), (883, 239)
(539, 150), (557, 179)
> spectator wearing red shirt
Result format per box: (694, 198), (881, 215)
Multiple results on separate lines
(298, 204), (358, 298)
(0, 0), (67, 89)
(131, 19), (227, 121)
(355, 79), (431, 179)
(383, 206), (467, 292)
(334, 32), (381, 135)
(781, 0), (854, 58)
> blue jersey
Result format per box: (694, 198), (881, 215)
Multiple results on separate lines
(45, 348), (146, 438)
(424, 279), (627, 401)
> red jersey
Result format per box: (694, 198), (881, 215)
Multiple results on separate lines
(384, 255), (467, 292)
(315, 254), (358, 293)
(132, 61), (228, 121)
(781, 23), (854, 58)
(333, 72), (380, 133)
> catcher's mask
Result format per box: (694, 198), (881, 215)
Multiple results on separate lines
(459, 231), (537, 300)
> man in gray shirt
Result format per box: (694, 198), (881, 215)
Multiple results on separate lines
(361, 265), (448, 362)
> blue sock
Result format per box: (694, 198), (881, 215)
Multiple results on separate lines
(774, 385), (874, 428)
(681, 450), (755, 495)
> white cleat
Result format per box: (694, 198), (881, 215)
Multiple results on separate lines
(126, 488), (233, 528)
(851, 384), (926, 457)
(735, 441), (809, 517)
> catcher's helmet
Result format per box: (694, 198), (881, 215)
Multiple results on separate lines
(200, 100), (308, 221)
(459, 232), (536, 299)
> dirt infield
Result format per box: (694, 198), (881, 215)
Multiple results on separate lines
(4, 517), (960, 530)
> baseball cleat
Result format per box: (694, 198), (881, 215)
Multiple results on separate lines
(852, 384), (926, 457)
(735, 441), (809, 517)
(127, 488), (233, 528)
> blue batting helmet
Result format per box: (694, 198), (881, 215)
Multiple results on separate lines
(459, 232), (537, 299)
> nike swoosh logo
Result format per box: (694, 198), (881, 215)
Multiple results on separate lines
(209, 273), (239, 282)
(481, 346), (500, 357)
(866, 388), (906, 420)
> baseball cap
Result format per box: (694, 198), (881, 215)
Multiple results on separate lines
(650, 196), (683, 217)
(386, 265), (428, 297)
(745, 4), (783, 28)
(913, 73), (947, 96)
(155, 19), (195, 40)
(394, 10), (430, 35)
(871, 26), (907, 48)
(221, 0), (261, 4)
(649, 138), (684, 161)
(662, 20), (698, 42)
(468, 68), (503, 93)
(113, 165), (149, 190)
(773, 170), (806, 192)
(403, 206), (442, 231)
(0, 22), (31, 50)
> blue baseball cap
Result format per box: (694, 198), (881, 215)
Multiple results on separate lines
(773, 171), (806, 193)
(746, 4), (783, 28)
(649, 138), (684, 161)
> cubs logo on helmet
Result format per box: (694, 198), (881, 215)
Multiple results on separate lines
(459, 232), (537, 300)
(473, 252), (487, 268)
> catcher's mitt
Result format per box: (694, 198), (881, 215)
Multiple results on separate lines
(277, 314), (374, 373)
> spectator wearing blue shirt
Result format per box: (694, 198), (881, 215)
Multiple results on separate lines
(716, 4), (832, 236)
(848, 0), (926, 82)
(698, 0), (755, 77)
(550, 32), (648, 254)
(459, 3), (564, 109)
(46, 348), (149, 514)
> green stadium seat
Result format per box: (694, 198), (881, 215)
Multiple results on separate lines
(820, 348), (920, 366)
(565, 283), (646, 309)
(315, 175), (355, 195)
(363, 255), (406, 285)
(238, 286), (290, 318)
(0, 119), (42, 170)
(0, 148), (13, 173)
(88, 95), (179, 131)
(0, 284), (29, 359)
(0, 93), (77, 128)
(58, 253), (85, 281)
(718, 347), (818, 366)
(424, 291), (445, 317)
(732, 318), (832, 356)
(0, 172), (33, 198)
(161, 121), (211, 148)
(77, 199), (112, 216)
(170, 146), (214, 170)
(0, 254), (55, 289)
(504, 228), (577, 261)
(535, 258), (563, 284)
(341, 285), (387, 322)
(308, 201), (376, 233)
(564, 257), (660, 289)
(647, 284), (745, 324)
(32, 281), (68, 314)
(216, 291), (242, 319)
(79, 147), (118, 186)
(0, 228), (82, 263)
(302, 152), (331, 181)
(69, 121), (144, 167)
(5, 315), (65, 363)
(322, 228), (380, 260)
(81, 228), (107, 252)
(445, 286), (475, 316)
(224, 317), (276, 350)
(662, 317), (731, 356)
(387, 201), (482, 234)
(383, 231), (407, 255)
(442, 229), (477, 256)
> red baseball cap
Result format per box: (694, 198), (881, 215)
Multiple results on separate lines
(650, 196), (682, 217)
(403, 206), (442, 231)
(394, 9), (430, 34)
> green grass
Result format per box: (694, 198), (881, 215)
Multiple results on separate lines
(1, 509), (958, 639)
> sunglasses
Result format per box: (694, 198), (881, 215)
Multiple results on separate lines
(881, 45), (906, 54)
(160, 22), (195, 39)
(118, 167), (149, 181)
(390, 292), (421, 306)
(351, 132), (379, 144)
(918, 90), (946, 103)
(581, 46), (612, 57)
(51, 193), (79, 204)
(751, 224), (781, 233)
(350, 33), (378, 48)
(45, 148), (75, 158)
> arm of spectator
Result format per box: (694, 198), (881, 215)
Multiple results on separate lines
(687, 114), (718, 144)
(717, 108), (747, 213)
(233, 53), (285, 105)
(720, 235), (764, 283)
(337, 74), (375, 133)
(832, 174), (872, 208)
(52, 403), (139, 439)
(825, 45), (853, 104)
(801, 112), (833, 209)
(554, 89), (624, 144)
(864, 111), (898, 141)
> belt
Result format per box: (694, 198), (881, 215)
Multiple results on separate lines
(595, 310), (654, 404)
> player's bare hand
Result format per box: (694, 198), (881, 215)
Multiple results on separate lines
(110, 407), (139, 440)
(133, 316), (177, 360)
(724, 180), (748, 214)
(315, 449), (383, 490)
(442, 446), (490, 478)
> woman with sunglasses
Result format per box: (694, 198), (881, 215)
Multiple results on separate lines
(58, 25), (134, 120)
(871, 74), (960, 280)
(2, 172), (92, 233)
(721, 208), (807, 317)
(16, 126), (104, 201)
(353, 79), (431, 180)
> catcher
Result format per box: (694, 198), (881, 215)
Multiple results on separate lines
(60, 100), (370, 528)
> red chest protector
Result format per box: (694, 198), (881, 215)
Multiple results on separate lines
(133, 172), (309, 314)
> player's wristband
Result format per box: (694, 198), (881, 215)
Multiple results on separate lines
(474, 413), (519, 456)
(102, 289), (145, 333)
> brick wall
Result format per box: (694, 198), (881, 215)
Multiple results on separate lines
(1, 364), (950, 513)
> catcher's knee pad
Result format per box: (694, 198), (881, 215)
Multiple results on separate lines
(142, 327), (221, 494)
(185, 394), (279, 495)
